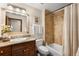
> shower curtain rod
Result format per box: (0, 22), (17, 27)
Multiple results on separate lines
(46, 3), (72, 16)
(53, 3), (72, 12)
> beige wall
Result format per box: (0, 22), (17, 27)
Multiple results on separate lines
(0, 7), (6, 36)
(41, 9), (45, 41)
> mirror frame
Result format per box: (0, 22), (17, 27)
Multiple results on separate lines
(5, 16), (22, 32)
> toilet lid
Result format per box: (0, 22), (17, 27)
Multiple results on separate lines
(38, 46), (49, 52)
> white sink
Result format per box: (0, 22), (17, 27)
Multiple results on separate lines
(10, 38), (27, 43)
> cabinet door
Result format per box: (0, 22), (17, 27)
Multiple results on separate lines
(24, 41), (36, 56)
(24, 46), (35, 56)
(12, 48), (25, 56)
(0, 46), (11, 56)
(12, 43), (25, 56)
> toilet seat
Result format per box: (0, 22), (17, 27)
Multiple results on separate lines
(38, 46), (49, 55)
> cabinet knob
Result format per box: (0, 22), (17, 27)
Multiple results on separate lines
(0, 51), (3, 54)
(23, 50), (26, 52)
(27, 49), (29, 51)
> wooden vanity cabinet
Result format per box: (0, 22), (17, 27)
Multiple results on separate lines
(0, 40), (36, 56)
(12, 40), (36, 56)
(0, 46), (11, 56)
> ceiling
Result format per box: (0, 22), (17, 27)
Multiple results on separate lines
(25, 3), (70, 11)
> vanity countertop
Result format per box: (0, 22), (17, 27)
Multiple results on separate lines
(0, 37), (36, 48)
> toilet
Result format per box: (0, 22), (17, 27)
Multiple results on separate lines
(36, 39), (49, 56)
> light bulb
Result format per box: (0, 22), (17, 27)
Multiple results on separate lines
(21, 10), (26, 13)
(8, 5), (14, 10)
(15, 8), (20, 12)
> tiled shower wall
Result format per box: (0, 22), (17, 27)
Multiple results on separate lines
(45, 10), (64, 45)
(53, 10), (64, 45)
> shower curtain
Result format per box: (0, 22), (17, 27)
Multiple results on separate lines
(64, 4), (78, 56)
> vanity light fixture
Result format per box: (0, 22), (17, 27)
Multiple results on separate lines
(7, 4), (29, 16)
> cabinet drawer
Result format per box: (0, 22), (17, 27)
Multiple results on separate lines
(26, 41), (35, 47)
(0, 46), (11, 56)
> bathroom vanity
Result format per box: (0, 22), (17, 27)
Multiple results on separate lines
(0, 38), (36, 56)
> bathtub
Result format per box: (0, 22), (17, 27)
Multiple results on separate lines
(46, 43), (63, 56)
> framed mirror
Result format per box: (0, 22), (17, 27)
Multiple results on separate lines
(5, 16), (22, 32)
